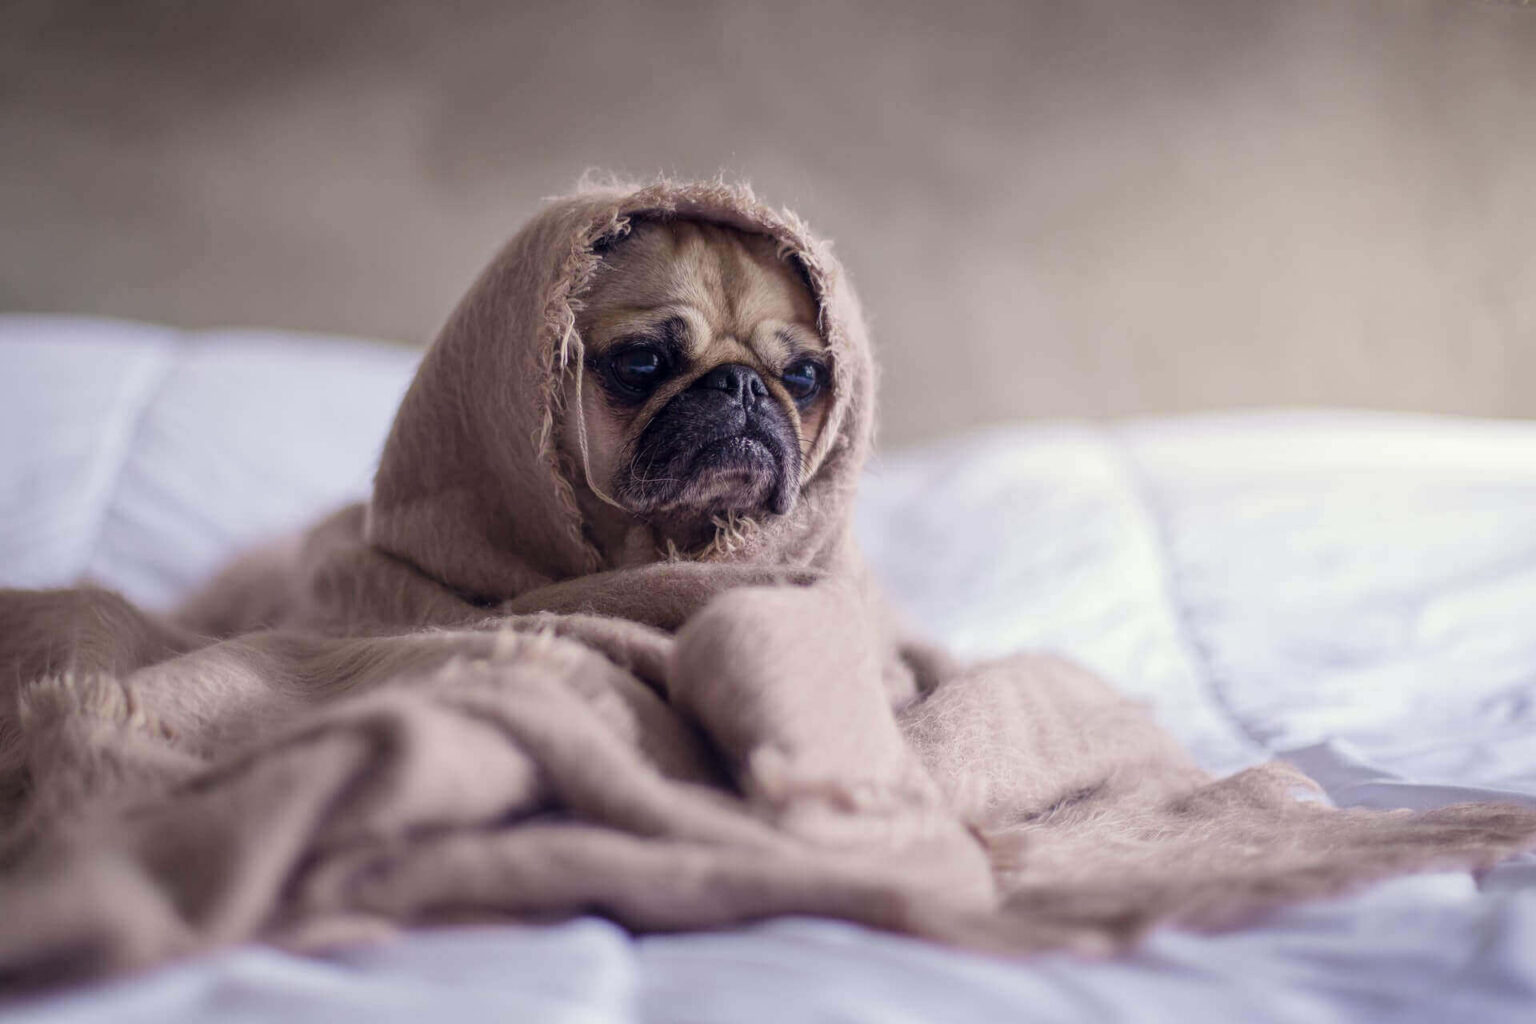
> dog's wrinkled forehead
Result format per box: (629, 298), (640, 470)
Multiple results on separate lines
(579, 218), (824, 369)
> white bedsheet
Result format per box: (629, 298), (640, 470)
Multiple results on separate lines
(4, 315), (1534, 1023)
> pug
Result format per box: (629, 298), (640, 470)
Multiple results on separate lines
(563, 219), (831, 562)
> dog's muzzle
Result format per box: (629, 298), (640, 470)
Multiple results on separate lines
(618, 363), (801, 517)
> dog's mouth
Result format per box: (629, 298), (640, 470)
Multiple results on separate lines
(678, 434), (782, 511)
(617, 418), (800, 520)
(694, 434), (774, 467)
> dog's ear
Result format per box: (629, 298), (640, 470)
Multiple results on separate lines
(784, 252), (817, 304)
(589, 223), (632, 257)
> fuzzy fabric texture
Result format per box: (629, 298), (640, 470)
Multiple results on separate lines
(3, 180), (1536, 990)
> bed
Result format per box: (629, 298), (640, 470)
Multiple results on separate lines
(3, 314), (1534, 1023)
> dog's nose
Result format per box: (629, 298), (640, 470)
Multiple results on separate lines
(693, 363), (768, 407)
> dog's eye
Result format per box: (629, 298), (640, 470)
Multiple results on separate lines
(605, 345), (668, 396)
(781, 359), (824, 404)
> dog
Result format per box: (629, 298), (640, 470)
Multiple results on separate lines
(561, 218), (831, 563)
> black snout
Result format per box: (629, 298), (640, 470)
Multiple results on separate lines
(693, 363), (768, 408)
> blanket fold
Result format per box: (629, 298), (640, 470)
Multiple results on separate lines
(3, 179), (1534, 989)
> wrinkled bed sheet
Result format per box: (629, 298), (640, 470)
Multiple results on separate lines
(3, 315), (1534, 1023)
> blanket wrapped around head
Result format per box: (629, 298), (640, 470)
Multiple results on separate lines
(3, 180), (1535, 988)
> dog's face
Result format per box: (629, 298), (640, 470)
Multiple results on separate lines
(567, 219), (828, 552)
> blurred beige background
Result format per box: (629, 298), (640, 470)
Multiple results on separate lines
(2, 0), (1533, 445)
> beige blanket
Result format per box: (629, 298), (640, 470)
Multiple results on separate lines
(3, 181), (1534, 989)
